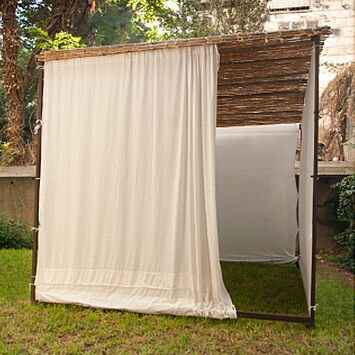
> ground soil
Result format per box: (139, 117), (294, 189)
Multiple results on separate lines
(317, 256), (354, 287)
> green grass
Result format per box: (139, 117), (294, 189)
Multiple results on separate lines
(0, 250), (353, 354)
(222, 261), (308, 314)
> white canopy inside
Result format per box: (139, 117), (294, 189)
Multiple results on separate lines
(216, 124), (299, 264)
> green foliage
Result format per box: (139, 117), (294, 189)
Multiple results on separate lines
(80, 1), (147, 46)
(1, 0), (268, 166)
(0, 25), (83, 149)
(128, 0), (268, 41)
(0, 142), (21, 166)
(322, 61), (348, 73)
(207, 0), (268, 34)
(129, 0), (212, 40)
(0, 213), (32, 249)
(342, 140), (355, 149)
(28, 27), (83, 50)
(332, 174), (355, 273)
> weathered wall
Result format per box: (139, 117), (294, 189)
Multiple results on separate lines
(0, 167), (36, 225)
(266, 0), (355, 92)
(266, 1), (355, 162)
(0, 176), (35, 226)
(0, 165), (350, 251)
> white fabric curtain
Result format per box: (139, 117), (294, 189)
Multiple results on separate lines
(35, 45), (236, 319)
(299, 49), (316, 313)
(216, 124), (299, 263)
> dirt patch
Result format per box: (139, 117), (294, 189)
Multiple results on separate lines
(317, 256), (354, 287)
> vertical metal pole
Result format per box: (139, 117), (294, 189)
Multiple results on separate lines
(31, 64), (44, 303)
(309, 35), (320, 327)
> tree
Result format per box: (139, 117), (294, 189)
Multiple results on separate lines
(1, 0), (26, 161)
(80, 1), (147, 46)
(205, 0), (268, 34)
(0, 0), (268, 165)
(129, 0), (268, 40)
(0, 0), (151, 165)
(0, 0), (94, 164)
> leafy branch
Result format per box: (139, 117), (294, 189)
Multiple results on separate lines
(28, 27), (84, 50)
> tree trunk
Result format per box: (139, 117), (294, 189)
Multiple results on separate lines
(1, 0), (27, 163)
(1, 0), (93, 164)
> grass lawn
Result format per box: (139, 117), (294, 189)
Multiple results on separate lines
(222, 261), (308, 315)
(0, 250), (353, 354)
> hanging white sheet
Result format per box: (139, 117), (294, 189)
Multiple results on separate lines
(216, 124), (299, 263)
(299, 49), (316, 313)
(35, 45), (236, 319)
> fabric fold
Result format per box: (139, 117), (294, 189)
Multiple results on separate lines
(36, 45), (236, 319)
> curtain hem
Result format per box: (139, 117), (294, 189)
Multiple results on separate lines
(36, 285), (237, 319)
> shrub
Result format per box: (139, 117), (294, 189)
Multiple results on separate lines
(0, 142), (19, 166)
(0, 213), (32, 249)
(332, 174), (355, 273)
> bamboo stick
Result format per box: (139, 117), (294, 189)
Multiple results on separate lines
(39, 27), (331, 62)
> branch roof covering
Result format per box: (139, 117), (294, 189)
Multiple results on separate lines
(40, 27), (331, 126)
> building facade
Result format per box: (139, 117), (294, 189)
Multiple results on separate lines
(266, 0), (354, 92)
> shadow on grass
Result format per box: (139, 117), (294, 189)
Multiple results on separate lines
(221, 261), (308, 315)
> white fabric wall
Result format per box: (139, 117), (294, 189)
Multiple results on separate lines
(35, 45), (236, 319)
(216, 124), (299, 263)
(299, 49), (316, 313)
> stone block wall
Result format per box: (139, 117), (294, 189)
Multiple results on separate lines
(265, 0), (355, 92)
(0, 176), (35, 226)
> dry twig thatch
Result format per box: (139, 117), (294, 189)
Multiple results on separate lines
(40, 27), (331, 127)
(320, 62), (355, 161)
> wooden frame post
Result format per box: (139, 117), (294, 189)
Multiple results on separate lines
(31, 64), (44, 303)
(309, 35), (320, 328)
(237, 35), (321, 327)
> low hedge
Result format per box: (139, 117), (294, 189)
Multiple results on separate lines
(0, 213), (32, 249)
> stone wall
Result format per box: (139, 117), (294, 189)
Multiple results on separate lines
(0, 167), (36, 225)
(266, 0), (355, 162)
(265, 0), (355, 92)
